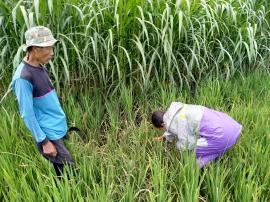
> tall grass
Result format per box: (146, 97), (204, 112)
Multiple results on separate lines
(0, 71), (269, 201)
(0, 0), (270, 95)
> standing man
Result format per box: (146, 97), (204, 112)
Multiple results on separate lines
(12, 26), (75, 177)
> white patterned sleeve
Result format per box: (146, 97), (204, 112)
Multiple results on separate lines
(163, 131), (176, 142)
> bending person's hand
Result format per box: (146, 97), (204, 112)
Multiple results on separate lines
(153, 136), (165, 142)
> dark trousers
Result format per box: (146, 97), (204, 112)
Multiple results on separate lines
(53, 163), (65, 176)
(37, 137), (75, 177)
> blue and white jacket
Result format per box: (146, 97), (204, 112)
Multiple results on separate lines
(12, 60), (67, 144)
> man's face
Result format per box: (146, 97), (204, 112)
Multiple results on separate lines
(33, 46), (54, 65)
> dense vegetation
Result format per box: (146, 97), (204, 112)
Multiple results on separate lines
(0, 0), (269, 201)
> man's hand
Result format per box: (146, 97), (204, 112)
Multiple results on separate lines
(42, 141), (57, 157)
(153, 136), (165, 142)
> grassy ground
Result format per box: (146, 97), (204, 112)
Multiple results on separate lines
(0, 71), (269, 201)
(1, 0), (270, 201)
(1, 0), (270, 92)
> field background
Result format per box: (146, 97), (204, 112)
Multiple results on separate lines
(0, 0), (270, 201)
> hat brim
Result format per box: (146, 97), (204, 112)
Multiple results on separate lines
(22, 39), (58, 51)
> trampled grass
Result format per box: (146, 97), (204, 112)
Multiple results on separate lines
(0, 71), (269, 201)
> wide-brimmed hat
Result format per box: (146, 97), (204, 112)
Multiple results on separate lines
(22, 26), (57, 51)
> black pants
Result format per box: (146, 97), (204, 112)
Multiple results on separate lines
(53, 163), (65, 176)
(37, 138), (75, 177)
